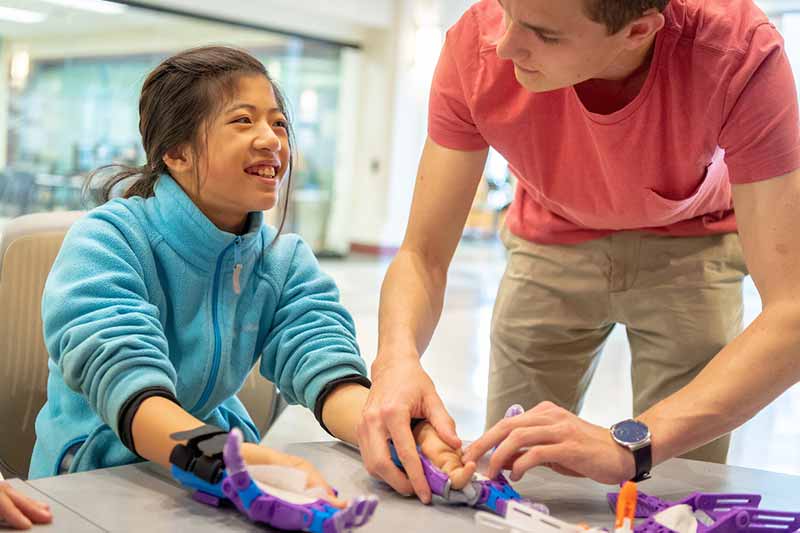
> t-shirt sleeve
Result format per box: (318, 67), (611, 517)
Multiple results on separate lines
(428, 24), (489, 151)
(720, 23), (800, 184)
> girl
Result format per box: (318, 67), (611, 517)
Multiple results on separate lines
(29, 46), (474, 501)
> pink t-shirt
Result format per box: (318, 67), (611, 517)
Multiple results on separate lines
(429, 0), (800, 244)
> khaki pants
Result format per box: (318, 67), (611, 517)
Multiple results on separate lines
(487, 227), (748, 463)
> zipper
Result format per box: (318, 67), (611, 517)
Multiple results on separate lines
(191, 240), (236, 412)
(232, 236), (243, 295)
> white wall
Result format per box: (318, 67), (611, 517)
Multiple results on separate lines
(347, 0), (478, 250)
(129, 0), (395, 45)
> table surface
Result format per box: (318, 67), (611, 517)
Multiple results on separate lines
(8, 442), (800, 532)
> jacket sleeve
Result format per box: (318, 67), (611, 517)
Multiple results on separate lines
(259, 238), (367, 410)
(41, 213), (177, 436)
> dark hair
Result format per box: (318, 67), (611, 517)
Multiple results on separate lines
(87, 45), (295, 235)
(584, 0), (670, 34)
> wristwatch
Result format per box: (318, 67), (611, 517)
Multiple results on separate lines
(610, 419), (652, 482)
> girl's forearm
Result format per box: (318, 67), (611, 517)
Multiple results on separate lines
(321, 384), (371, 445)
(131, 396), (208, 468)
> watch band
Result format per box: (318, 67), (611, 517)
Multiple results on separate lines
(632, 444), (652, 482)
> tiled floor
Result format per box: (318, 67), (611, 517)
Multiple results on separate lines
(266, 239), (800, 476)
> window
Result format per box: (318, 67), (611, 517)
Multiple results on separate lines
(0, 1), (352, 252)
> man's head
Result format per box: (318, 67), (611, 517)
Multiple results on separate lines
(495, 0), (668, 92)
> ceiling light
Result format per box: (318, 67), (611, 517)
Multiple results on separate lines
(38, 0), (127, 15)
(10, 51), (31, 90)
(0, 6), (47, 23)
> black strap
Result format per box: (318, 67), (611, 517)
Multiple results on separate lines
(170, 425), (229, 457)
(118, 387), (179, 455)
(632, 444), (652, 482)
(168, 424), (228, 484)
(313, 374), (372, 436)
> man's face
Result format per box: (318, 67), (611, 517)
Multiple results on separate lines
(495, 0), (633, 92)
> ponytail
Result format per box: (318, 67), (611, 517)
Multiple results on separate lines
(85, 161), (164, 204)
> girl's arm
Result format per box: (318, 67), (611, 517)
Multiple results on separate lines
(259, 237), (369, 431)
(132, 396), (344, 504)
(320, 383), (371, 445)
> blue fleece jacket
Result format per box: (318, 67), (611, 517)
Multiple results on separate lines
(29, 174), (367, 479)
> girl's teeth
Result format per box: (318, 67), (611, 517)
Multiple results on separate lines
(257, 167), (276, 177)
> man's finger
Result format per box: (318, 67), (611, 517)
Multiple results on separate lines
(361, 423), (414, 496)
(0, 487), (32, 530)
(530, 401), (560, 415)
(464, 413), (554, 464)
(500, 450), (525, 470)
(386, 409), (431, 503)
(549, 464), (584, 478)
(510, 444), (569, 482)
(462, 423), (512, 464)
(425, 396), (461, 450)
(487, 426), (559, 478)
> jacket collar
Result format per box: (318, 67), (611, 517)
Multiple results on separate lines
(151, 174), (264, 268)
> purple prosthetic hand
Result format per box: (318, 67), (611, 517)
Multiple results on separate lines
(607, 490), (800, 533)
(607, 492), (762, 520)
(170, 427), (378, 533)
(389, 442), (548, 517)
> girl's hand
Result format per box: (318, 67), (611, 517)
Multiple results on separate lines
(413, 422), (476, 490)
(241, 443), (348, 508)
(0, 481), (53, 530)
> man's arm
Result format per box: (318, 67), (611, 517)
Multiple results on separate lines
(464, 168), (800, 483)
(637, 167), (800, 462)
(358, 137), (489, 502)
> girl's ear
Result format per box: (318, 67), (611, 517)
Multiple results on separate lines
(162, 144), (194, 175)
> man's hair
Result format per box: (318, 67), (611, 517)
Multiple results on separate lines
(584, 0), (670, 34)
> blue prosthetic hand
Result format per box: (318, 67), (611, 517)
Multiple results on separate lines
(170, 427), (378, 533)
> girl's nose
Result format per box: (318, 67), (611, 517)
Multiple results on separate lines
(255, 127), (281, 151)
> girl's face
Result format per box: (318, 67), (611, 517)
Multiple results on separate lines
(173, 74), (291, 234)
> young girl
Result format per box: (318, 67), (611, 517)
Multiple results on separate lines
(29, 46), (474, 501)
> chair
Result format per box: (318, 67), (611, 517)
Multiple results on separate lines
(0, 211), (279, 479)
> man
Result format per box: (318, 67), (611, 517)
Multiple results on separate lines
(356, 0), (800, 503)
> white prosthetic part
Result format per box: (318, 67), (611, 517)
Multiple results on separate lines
(652, 504), (699, 533)
(475, 501), (604, 533)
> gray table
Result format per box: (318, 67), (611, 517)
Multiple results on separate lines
(9, 442), (800, 532)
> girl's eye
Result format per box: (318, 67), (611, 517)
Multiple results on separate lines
(274, 120), (288, 129)
(232, 116), (252, 124)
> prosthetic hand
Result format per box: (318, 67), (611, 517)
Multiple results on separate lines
(170, 426), (378, 533)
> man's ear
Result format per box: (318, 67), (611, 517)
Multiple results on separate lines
(621, 9), (665, 50)
(162, 144), (194, 176)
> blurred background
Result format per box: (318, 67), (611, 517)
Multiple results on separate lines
(0, 1), (797, 253)
(0, 0), (798, 476)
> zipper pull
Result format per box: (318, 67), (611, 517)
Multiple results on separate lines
(232, 237), (242, 295)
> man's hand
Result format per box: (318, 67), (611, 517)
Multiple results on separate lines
(462, 401), (635, 484)
(413, 422), (476, 490)
(357, 357), (460, 503)
(0, 481), (53, 530)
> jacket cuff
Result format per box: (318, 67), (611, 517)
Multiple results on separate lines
(118, 387), (179, 456)
(313, 375), (372, 437)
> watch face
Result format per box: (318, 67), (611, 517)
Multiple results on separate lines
(612, 420), (649, 445)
